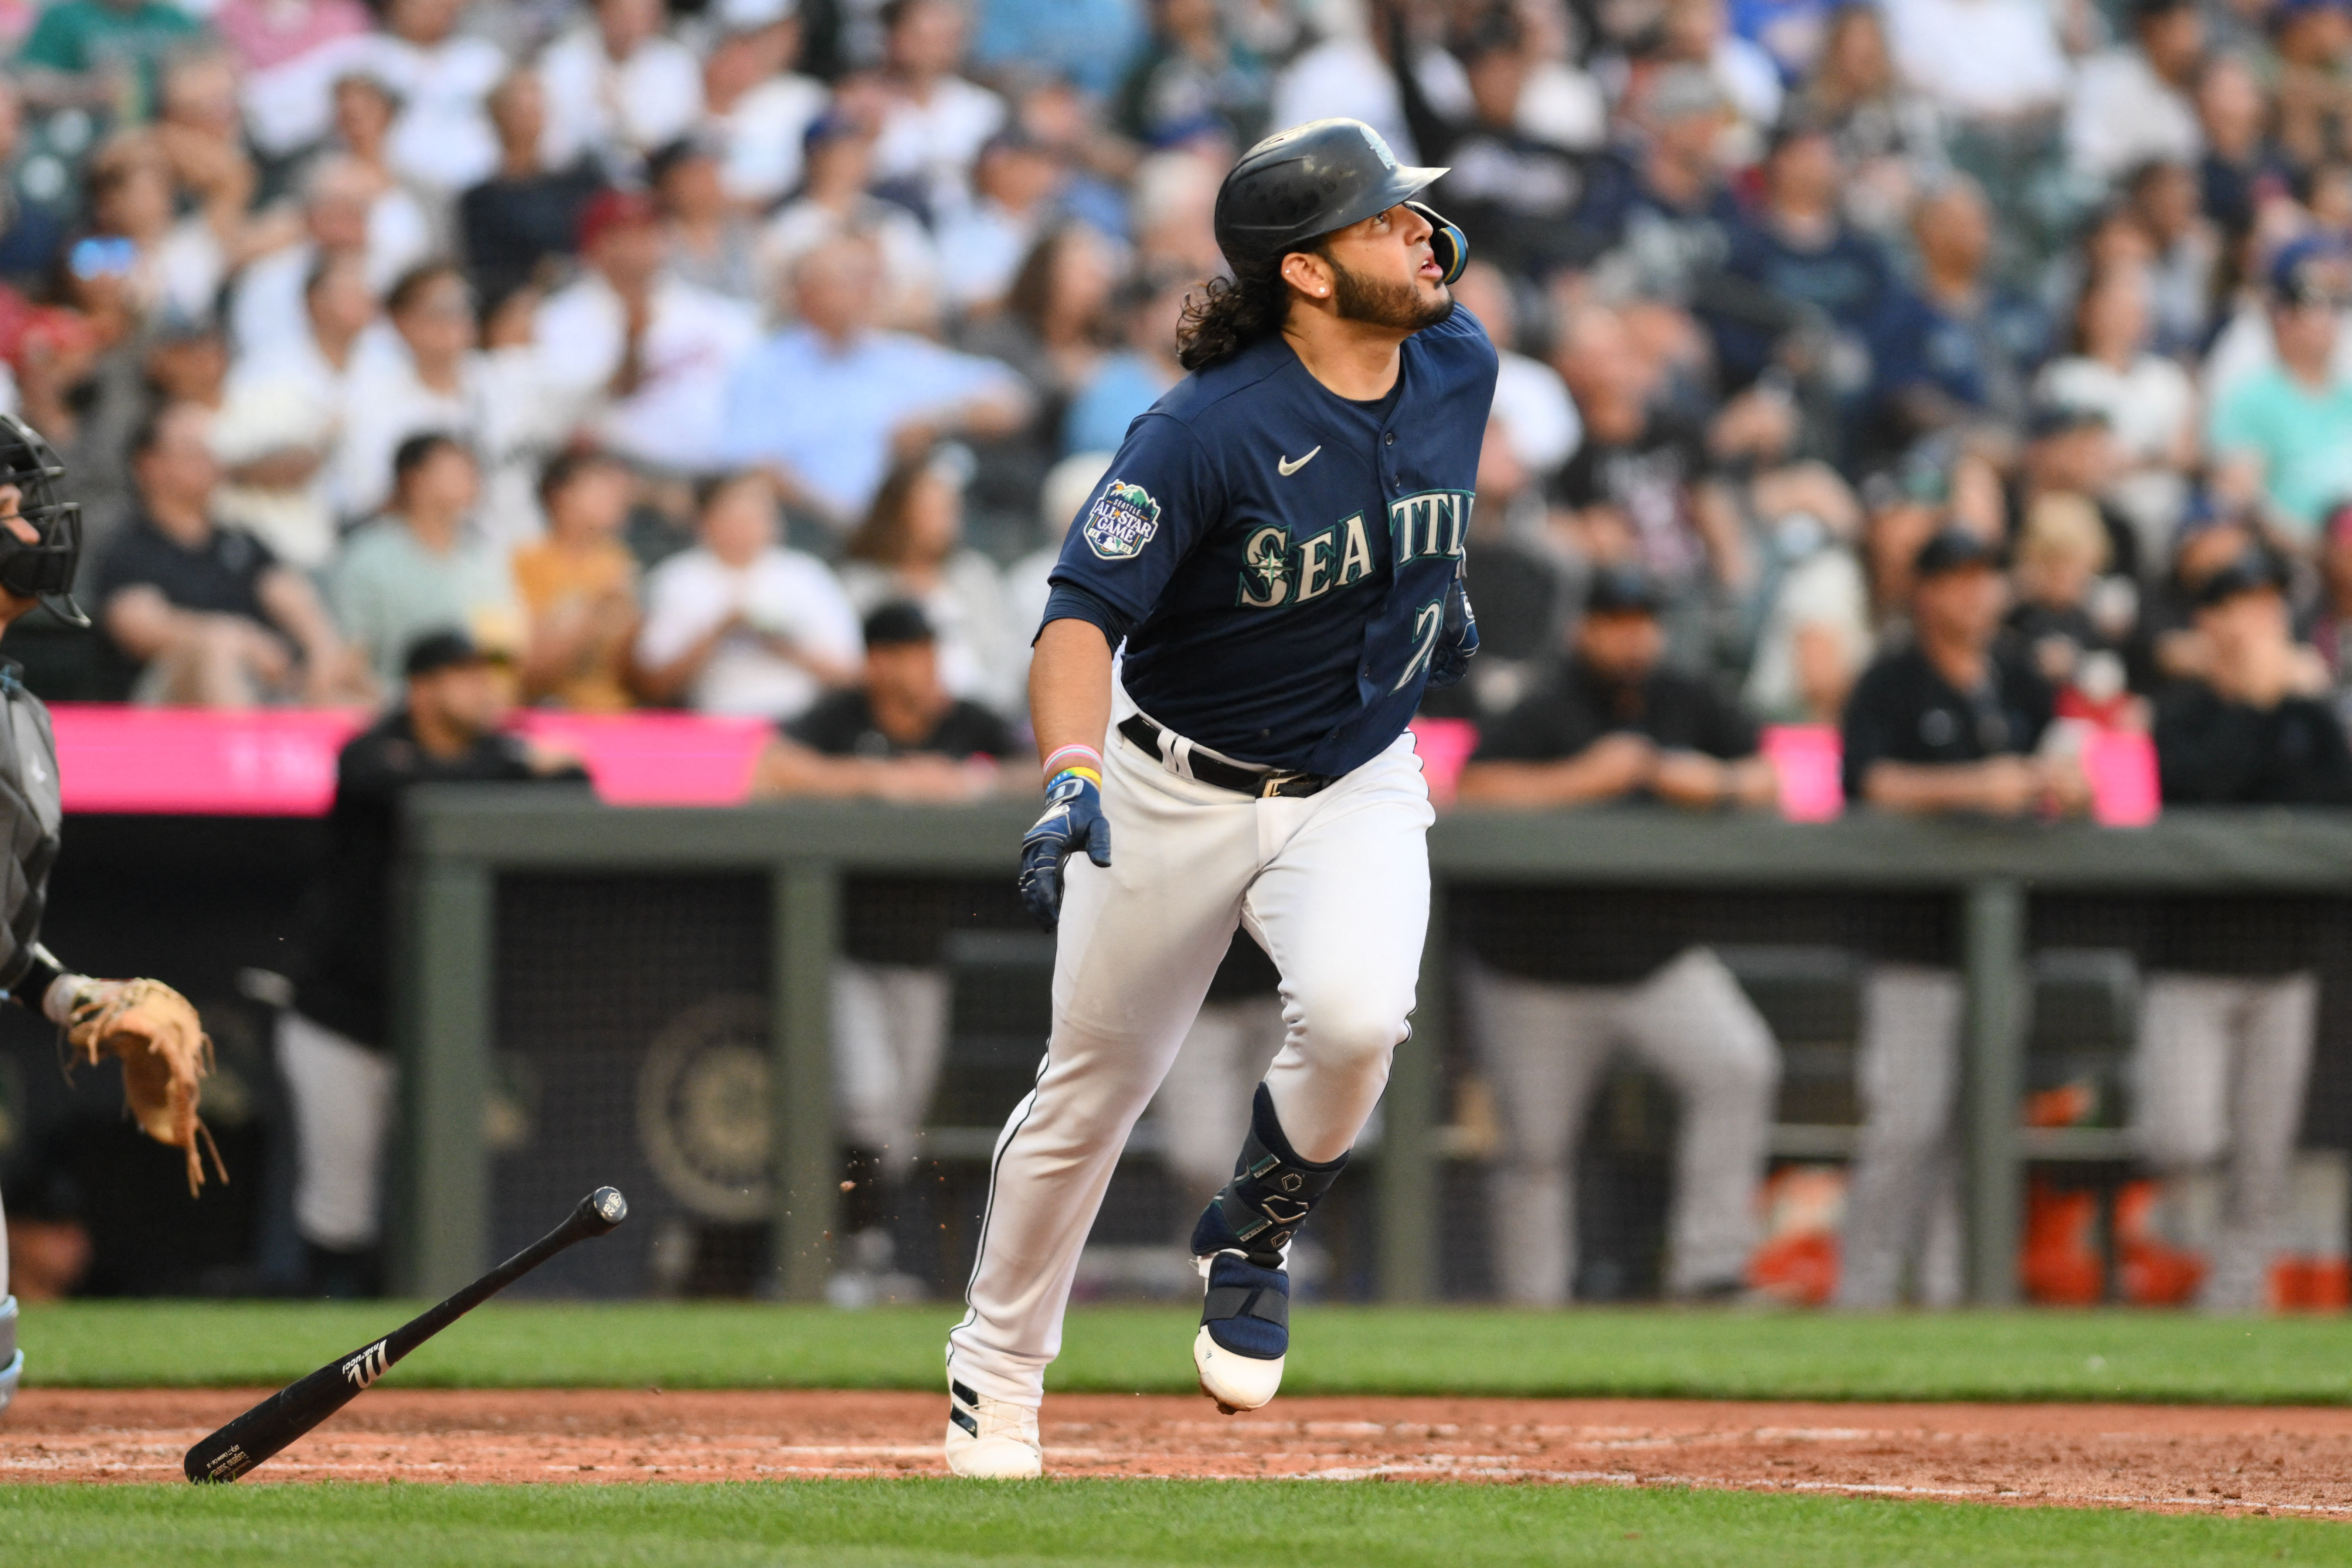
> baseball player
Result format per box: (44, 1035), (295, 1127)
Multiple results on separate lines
(943, 119), (1493, 1479)
(0, 414), (220, 1421)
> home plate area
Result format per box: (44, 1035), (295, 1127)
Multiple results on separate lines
(9, 1389), (2352, 1516)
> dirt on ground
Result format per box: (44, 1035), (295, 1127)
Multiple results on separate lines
(8, 1388), (2352, 1517)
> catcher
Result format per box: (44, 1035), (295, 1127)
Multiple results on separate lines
(0, 412), (220, 1421)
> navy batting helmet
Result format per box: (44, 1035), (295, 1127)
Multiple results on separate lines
(1213, 119), (1465, 282)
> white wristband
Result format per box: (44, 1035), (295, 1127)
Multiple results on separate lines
(41, 973), (89, 1028)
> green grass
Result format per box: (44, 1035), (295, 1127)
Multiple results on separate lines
(0, 1481), (2342, 1568)
(27, 1300), (2352, 1404)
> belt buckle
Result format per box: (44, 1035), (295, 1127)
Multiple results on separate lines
(1258, 772), (1293, 799)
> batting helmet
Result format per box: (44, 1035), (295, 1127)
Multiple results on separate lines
(1213, 119), (1466, 283)
(0, 414), (84, 626)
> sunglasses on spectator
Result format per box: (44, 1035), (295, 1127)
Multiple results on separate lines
(68, 236), (137, 281)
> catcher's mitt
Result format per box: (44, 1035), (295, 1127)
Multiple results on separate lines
(67, 978), (226, 1195)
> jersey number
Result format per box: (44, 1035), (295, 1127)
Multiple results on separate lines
(1395, 599), (1444, 691)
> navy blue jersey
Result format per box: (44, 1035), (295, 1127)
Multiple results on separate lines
(1047, 305), (1498, 776)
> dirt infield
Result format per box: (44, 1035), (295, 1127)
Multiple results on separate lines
(9, 1388), (2352, 1515)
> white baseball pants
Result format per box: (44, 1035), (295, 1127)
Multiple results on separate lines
(832, 960), (950, 1173)
(276, 1010), (398, 1252)
(2132, 971), (2316, 1312)
(1835, 964), (1969, 1309)
(947, 718), (1434, 1408)
(1460, 947), (1780, 1303)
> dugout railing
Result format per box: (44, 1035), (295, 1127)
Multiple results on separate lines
(391, 788), (2352, 1305)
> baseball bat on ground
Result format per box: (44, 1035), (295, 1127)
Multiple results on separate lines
(184, 1186), (630, 1483)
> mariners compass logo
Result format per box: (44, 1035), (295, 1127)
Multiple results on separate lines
(1083, 480), (1161, 561)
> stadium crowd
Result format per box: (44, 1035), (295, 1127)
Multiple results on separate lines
(11, 0), (2352, 1308)
(0, 0), (2340, 808)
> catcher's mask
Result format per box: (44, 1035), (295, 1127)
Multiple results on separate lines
(0, 413), (85, 627)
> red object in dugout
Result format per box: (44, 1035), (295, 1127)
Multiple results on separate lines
(45, 704), (774, 814)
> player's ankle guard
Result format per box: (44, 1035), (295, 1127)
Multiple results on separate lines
(1191, 1085), (1348, 1268)
(0, 1295), (20, 1420)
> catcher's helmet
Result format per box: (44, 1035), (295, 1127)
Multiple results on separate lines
(1213, 119), (1454, 275)
(0, 414), (85, 626)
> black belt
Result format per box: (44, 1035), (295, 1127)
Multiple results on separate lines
(1117, 715), (1335, 799)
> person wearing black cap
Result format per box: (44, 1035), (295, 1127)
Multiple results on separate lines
(753, 601), (1014, 1307)
(1835, 525), (2090, 1306)
(1451, 567), (1781, 1304)
(276, 628), (587, 1296)
(2129, 553), (2343, 1309)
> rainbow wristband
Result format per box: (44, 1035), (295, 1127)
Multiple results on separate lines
(1047, 766), (1102, 790)
(1041, 743), (1103, 777)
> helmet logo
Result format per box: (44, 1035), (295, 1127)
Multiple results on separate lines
(1359, 124), (1398, 172)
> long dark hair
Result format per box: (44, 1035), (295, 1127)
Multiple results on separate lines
(1175, 255), (1293, 371)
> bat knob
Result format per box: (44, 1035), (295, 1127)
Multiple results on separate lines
(584, 1187), (629, 1233)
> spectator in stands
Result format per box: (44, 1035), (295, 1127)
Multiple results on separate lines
(79, 131), (234, 333)
(751, 599), (1014, 1303)
(228, 154), (427, 363)
(2210, 237), (2352, 548)
(1836, 526), (2090, 1307)
(534, 189), (760, 477)
(649, 137), (759, 305)
(1794, 3), (1945, 240)
(962, 222), (1118, 413)
(633, 470), (863, 720)
(974, 0), (1142, 99)
(1114, 0), (1270, 149)
(2158, 553), (2352, 804)
(367, 0), (506, 195)
(333, 262), (484, 523)
(331, 433), (525, 687)
(1061, 268), (1189, 457)
(701, 0), (828, 210)
(210, 250), (372, 573)
(457, 71), (605, 307)
(96, 401), (370, 707)
(2196, 54), (2287, 244)
(538, 0), (703, 181)
(1452, 568), (1781, 1302)
(871, 0), (1006, 220)
(1869, 178), (2046, 453)
(2067, 0), (2205, 186)
(2134, 553), (2345, 1309)
(279, 627), (586, 1294)
(758, 112), (944, 335)
(2035, 264), (2199, 567)
(1449, 261), (1581, 482)
(722, 234), (1031, 532)
(838, 448), (1019, 715)
(2002, 492), (2130, 704)
(215, 0), (374, 164)
(935, 129), (1070, 313)
(2271, 0), (2352, 169)
(1572, 65), (1742, 302)
(1411, 13), (1586, 281)
(15, 0), (201, 123)
(1882, 0), (2069, 126)
(1714, 114), (1893, 401)
(513, 449), (640, 712)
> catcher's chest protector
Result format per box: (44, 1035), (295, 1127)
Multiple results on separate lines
(0, 675), (61, 990)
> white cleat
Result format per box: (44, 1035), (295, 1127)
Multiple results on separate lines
(1193, 1325), (1283, 1414)
(944, 1381), (1043, 1478)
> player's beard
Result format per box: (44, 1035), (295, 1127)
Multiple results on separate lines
(1328, 256), (1455, 332)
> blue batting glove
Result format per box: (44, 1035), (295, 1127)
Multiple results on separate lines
(1428, 578), (1479, 688)
(1019, 771), (1112, 931)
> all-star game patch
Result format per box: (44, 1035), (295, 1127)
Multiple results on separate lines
(1083, 480), (1162, 560)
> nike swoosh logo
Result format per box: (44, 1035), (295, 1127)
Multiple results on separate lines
(1277, 446), (1321, 477)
